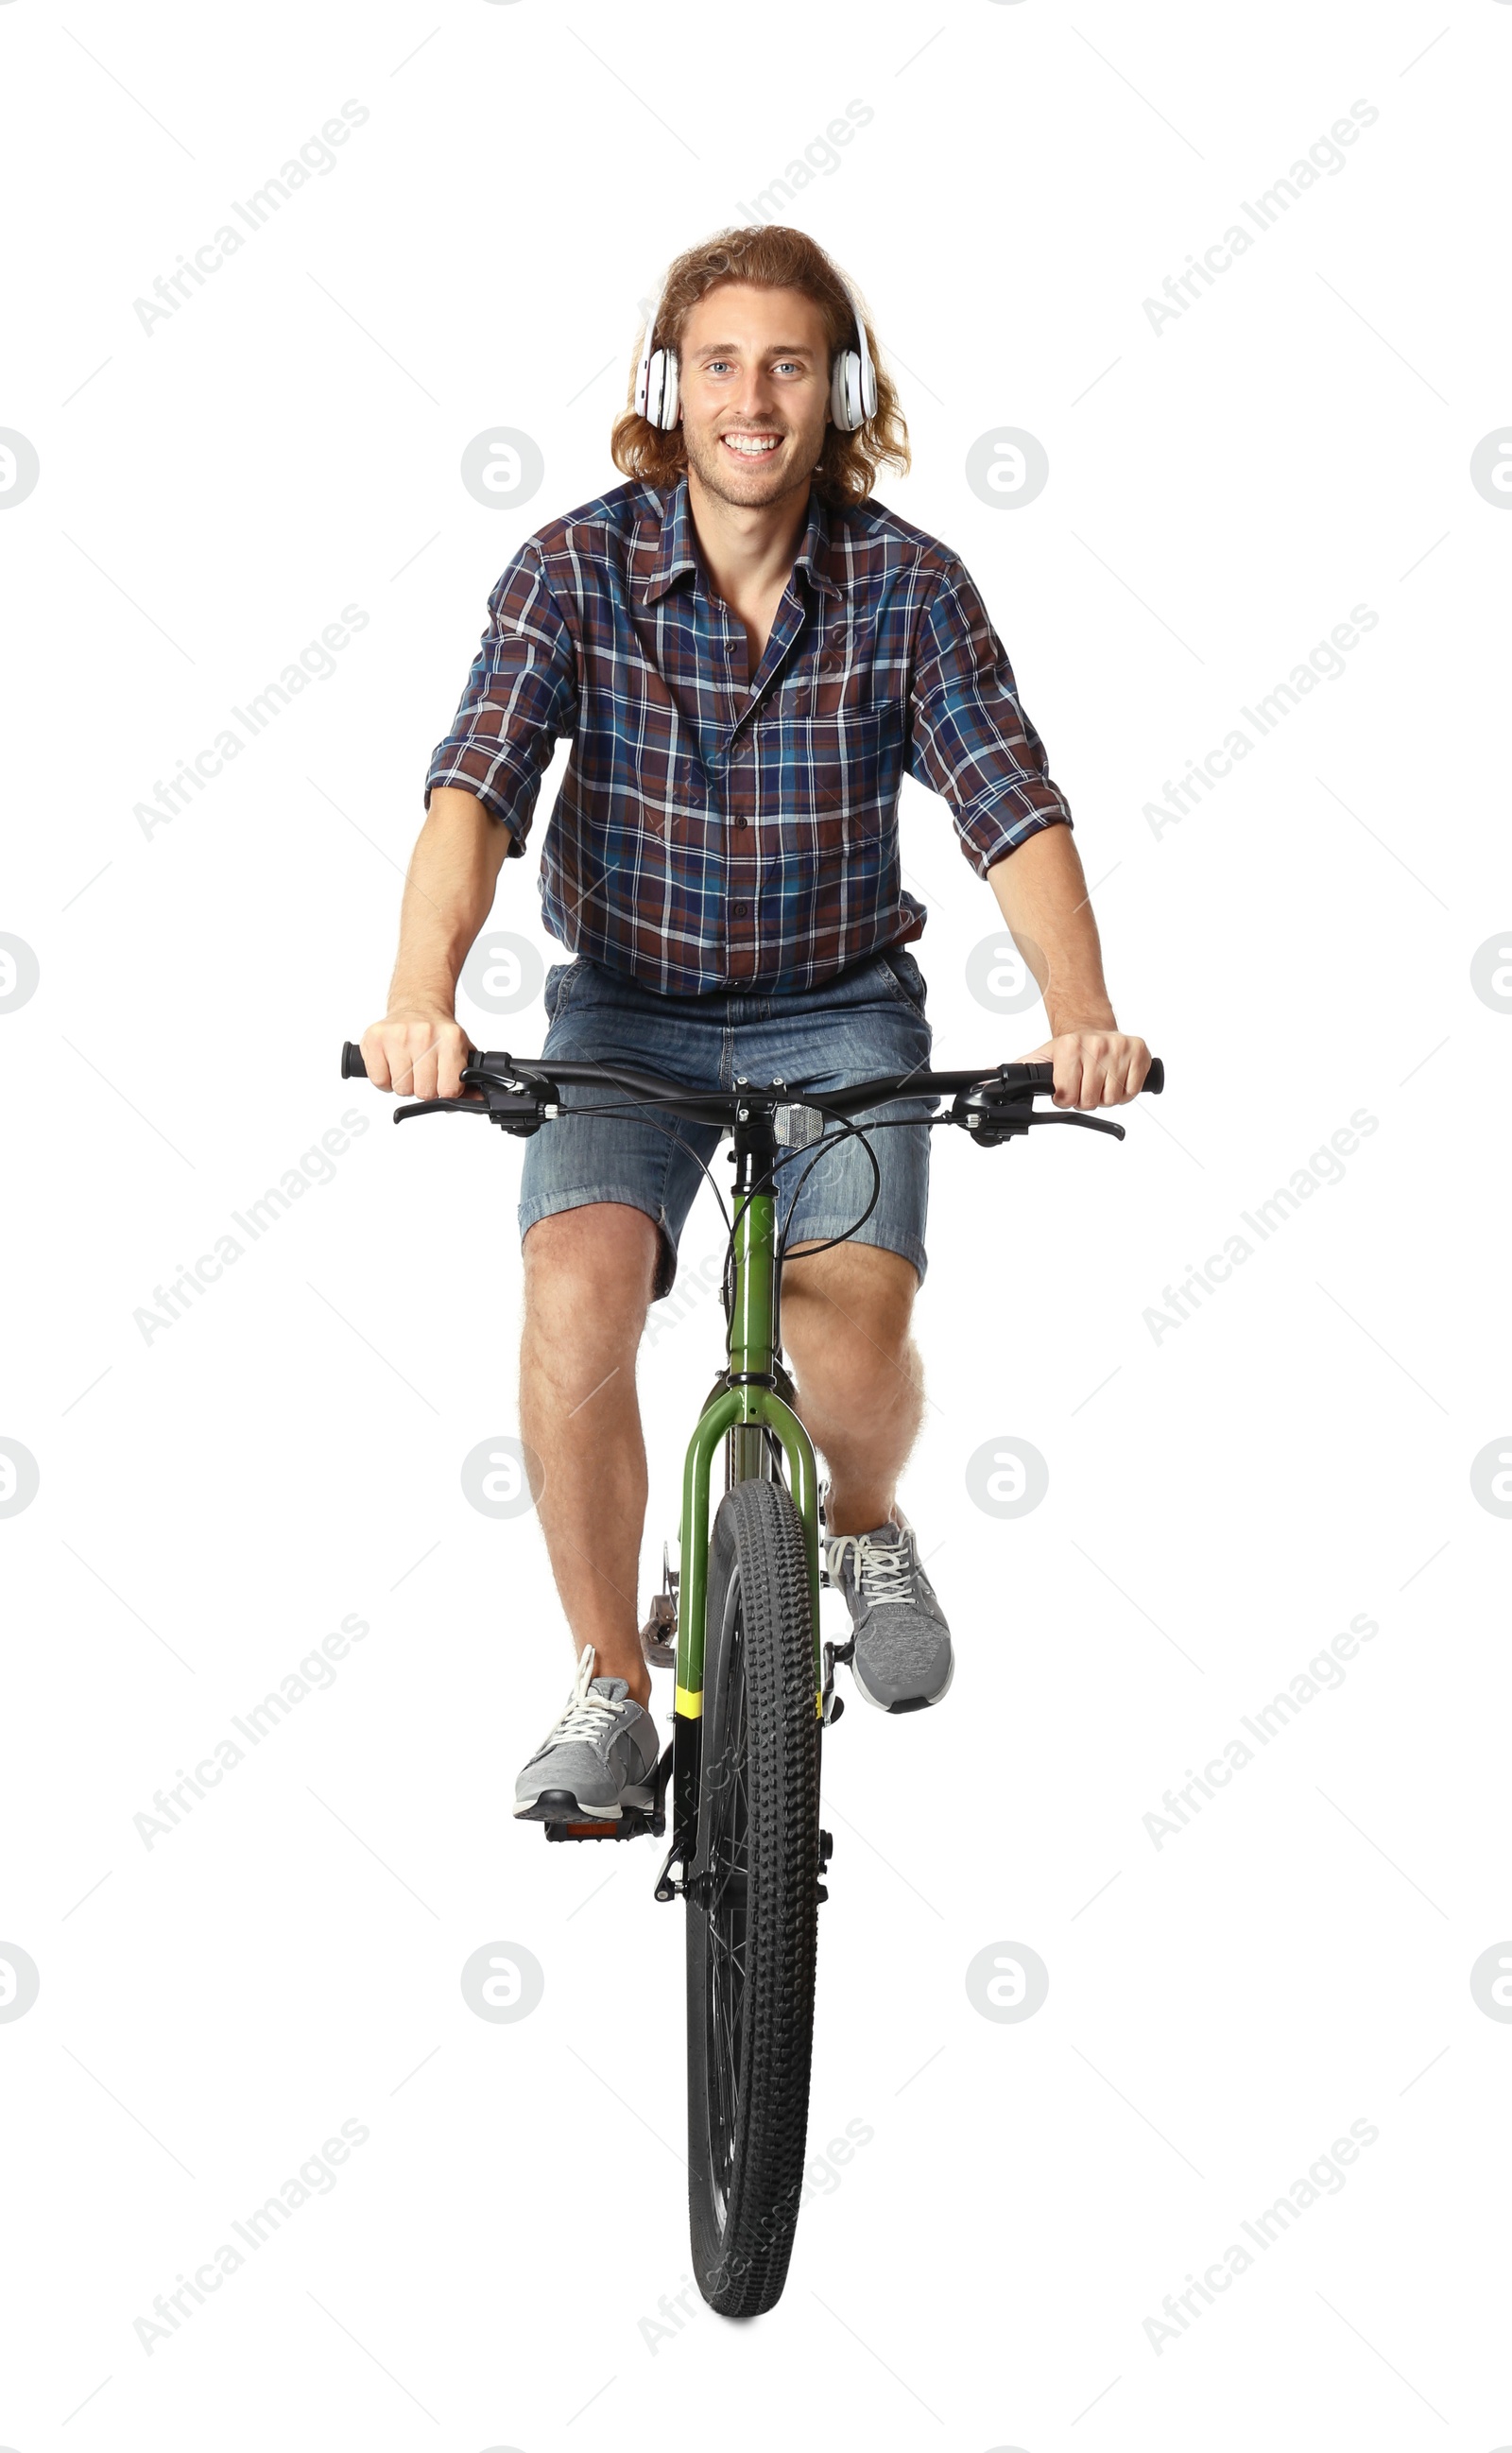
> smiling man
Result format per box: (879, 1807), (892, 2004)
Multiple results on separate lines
(361, 224), (1150, 1822)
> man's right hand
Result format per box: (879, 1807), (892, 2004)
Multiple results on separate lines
(359, 1010), (473, 1102)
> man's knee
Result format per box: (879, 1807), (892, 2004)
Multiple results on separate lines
(523, 1203), (660, 1338)
(782, 1242), (919, 1354)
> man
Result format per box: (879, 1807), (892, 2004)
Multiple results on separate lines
(361, 225), (1150, 1822)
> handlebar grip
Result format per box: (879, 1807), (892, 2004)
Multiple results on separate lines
(341, 1042), (368, 1080)
(1001, 1056), (1162, 1093)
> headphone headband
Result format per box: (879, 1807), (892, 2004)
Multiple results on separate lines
(634, 267), (876, 433)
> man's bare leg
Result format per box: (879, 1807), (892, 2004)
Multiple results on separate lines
(518, 1202), (659, 1707)
(778, 1241), (925, 1531)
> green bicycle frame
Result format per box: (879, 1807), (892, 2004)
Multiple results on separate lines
(674, 1175), (821, 1722)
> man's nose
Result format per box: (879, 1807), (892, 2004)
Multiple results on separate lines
(730, 383), (777, 423)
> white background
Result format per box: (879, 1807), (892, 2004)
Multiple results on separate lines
(3, 0), (1510, 2444)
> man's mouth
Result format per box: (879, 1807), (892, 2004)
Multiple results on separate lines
(721, 432), (782, 459)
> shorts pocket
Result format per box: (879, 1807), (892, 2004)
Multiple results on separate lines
(879, 948), (929, 1017)
(543, 959), (579, 1023)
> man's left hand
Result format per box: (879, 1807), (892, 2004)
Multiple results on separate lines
(1026, 1028), (1152, 1109)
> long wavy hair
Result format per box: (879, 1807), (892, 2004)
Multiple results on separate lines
(610, 225), (910, 510)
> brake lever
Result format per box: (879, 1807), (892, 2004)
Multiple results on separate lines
(393, 1095), (492, 1124)
(1025, 1110), (1125, 1142)
(394, 1062), (551, 1133)
(951, 1082), (1126, 1147)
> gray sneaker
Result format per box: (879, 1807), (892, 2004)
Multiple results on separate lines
(824, 1496), (954, 1713)
(513, 1645), (662, 1822)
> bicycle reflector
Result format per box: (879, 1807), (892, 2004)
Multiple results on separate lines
(773, 1102), (827, 1149)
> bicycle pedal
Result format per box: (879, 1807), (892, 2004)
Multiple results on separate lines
(820, 1637), (853, 1724)
(543, 1807), (664, 1843)
(639, 1590), (677, 1667)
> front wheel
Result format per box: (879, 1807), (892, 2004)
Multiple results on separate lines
(686, 1476), (820, 2317)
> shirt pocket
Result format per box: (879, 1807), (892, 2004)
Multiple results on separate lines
(785, 705), (892, 854)
(636, 748), (706, 848)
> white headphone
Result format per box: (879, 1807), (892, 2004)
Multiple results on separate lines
(633, 267), (878, 435)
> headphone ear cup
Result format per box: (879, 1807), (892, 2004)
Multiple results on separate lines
(645, 347), (674, 429)
(843, 350), (866, 432)
(645, 348), (662, 425)
(662, 352), (679, 428)
(829, 351), (847, 430)
(832, 349), (861, 432)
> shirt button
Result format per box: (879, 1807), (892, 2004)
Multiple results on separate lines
(734, 816), (748, 829)
(733, 902), (748, 917)
(819, 649), (844, 673)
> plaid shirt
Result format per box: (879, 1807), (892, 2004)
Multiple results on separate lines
(425, 473), (1073, 996)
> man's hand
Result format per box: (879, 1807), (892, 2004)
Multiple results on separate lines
(1026, 1028), (1152, 1110)
(360, 1010), (472, 1102)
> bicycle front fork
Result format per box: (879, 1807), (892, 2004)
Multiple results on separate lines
(674, 1131), (822, 1721)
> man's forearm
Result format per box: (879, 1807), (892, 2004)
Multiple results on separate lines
(986, 823), (1116, 1036)
(388, 786), (511, 1010)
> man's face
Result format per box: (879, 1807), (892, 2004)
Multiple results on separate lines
(675, 282), (833, 509)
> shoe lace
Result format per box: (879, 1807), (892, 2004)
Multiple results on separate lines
(827, 1529), (915, 1605)
(539, 1645), (622, 1749)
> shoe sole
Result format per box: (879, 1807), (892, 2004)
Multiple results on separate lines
(850, 1645), (955, 1716)
(514, 1781), (655, 1823)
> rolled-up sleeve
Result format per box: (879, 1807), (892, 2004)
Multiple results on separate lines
(907, 558), (1073, 874)
(423, 544), (578, 857)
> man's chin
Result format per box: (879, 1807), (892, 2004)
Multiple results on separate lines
(687, 447), (808, 506)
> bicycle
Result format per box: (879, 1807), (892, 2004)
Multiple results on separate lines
(339, 1030), (1165, 2314)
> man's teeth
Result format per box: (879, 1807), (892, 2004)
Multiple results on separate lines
(724, 435), (780, 456)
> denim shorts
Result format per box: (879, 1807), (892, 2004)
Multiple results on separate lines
(517, 946), (934, 1301)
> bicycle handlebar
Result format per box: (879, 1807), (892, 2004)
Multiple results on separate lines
(340, 1042), (1163, 1104)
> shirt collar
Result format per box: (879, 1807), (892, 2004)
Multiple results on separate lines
(635, 471), (842, 607)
